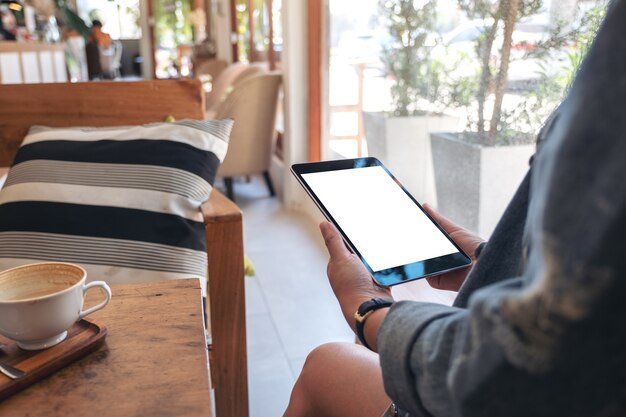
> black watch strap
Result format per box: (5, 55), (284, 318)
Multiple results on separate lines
(474, 241), (487, 259)
(354, 297), (394, 351)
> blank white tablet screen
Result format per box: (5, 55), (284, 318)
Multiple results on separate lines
(302, 166), (458, 272)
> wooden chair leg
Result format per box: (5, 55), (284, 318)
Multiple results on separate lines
(203, 192), (248, 417)
(224, 177), (235, 201)
(262, 171), (276, 197)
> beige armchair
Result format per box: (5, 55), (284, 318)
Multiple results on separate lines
(208, 72), (282, 201)
(205, 62), (264, 117)
(193, 58), (228, 85)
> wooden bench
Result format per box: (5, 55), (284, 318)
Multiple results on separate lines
(0, 80), (248, 417)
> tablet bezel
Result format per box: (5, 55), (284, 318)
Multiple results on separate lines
(291, 157), (472, 287)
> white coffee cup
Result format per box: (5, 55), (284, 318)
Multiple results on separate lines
(0, 262), (111, 350)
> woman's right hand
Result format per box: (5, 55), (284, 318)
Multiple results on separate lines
(422, 204), (484, 292)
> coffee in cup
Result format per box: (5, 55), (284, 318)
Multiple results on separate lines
(0, 262), (111, 350)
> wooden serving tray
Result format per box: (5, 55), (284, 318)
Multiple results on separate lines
(0, 319), (107, 401)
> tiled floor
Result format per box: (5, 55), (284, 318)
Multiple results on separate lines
(227, 176), (353, 417)
(224, 176), (456, 417)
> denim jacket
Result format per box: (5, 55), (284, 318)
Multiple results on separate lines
(378, 3), (626, 416)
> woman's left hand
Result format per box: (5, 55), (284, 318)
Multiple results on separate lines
(320, 221), (392, 331)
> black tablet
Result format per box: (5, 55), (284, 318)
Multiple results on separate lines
(291, 157), (471, 287)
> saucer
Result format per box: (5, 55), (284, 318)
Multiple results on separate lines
(16, 331), (68, 351)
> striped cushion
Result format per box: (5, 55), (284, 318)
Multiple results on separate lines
(0, 120), (233, 294)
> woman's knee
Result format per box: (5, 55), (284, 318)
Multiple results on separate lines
(299, 342), (372, 389)
(290, 343), (365, 412)
(301, 343), (350, 379)
(289, 342), (388, 417)
(285, 343), (352, 416)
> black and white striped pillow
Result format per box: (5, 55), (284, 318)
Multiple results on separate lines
(0, 120), (233, 293)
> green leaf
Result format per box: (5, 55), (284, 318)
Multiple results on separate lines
(59, 5), (91, 40)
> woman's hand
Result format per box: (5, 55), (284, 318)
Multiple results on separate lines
(319, 221), (392, 331)
(422, 203), (484, 292)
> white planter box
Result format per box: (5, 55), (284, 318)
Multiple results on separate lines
(430, 132), (535, 238)
(363, 112), (459, 205)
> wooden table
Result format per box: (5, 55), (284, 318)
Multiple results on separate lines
(0, 279), (213, 417)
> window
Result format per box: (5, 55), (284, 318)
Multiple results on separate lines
(326, 0), (606, 237)
(77, 0), (141, 40)
(234, 0), (281, 67)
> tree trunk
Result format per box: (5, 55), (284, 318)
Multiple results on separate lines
(488, 0), (520, 143)
(477, 18), (499, 135)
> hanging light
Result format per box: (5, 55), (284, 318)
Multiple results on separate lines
(1, 0), (23, 12)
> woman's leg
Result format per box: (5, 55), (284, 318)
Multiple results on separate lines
(284, 342), (392, 417)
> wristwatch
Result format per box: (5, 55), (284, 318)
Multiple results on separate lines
(354, 297), (394, 350)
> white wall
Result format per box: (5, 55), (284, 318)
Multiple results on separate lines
(280, 1), (311, 210)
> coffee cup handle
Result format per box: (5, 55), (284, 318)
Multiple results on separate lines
(79, 281), (112, 319)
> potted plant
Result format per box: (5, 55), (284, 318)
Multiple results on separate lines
(429, 0), (595, 236)
(363, 0), (470, 204)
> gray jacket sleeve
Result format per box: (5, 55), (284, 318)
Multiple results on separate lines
(379, 278), (526, 417)
(377, 3), (626, 416)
